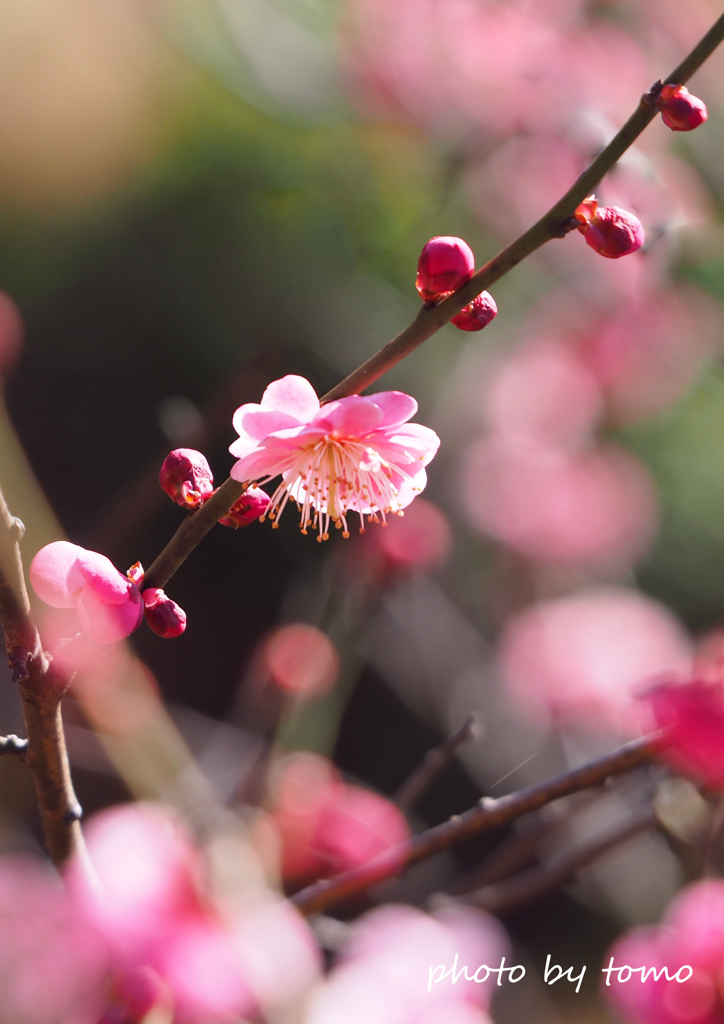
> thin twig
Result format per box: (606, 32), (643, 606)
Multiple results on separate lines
(132, 13), (724, 592)
(0, 487), (87, 867)
(394, 714), (481, 811)
(291, 733), (660, 915)
(321, 13), (724, 404)
(439, 809), (657, 916)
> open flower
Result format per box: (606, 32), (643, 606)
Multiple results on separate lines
(229, 376), (440, 540)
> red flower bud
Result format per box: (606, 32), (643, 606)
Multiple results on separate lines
(656, 84), (707, 132)
(218, 485), (270, 528)
(416, 236), (475, 303)
(576, 204), (644, 259)
(142, 588), (187, 638)
(450, 290), (498, 331)
(159, 449), (214, 509)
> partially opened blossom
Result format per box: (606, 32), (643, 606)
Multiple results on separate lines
(230, 375), (440, 540)
(451, 291), (498, 332)
(641, 678), (724, 789)
(159, 448), (214, 509)
(30, 541), (143, 645)
(217, 485), (270, 528)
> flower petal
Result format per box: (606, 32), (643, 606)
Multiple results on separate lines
(316, 397), (384, 437)
(235, 407), (304, 440)
(368, 391), (418, 427)
(76, 550), (133, 605)
(29, 541), (86, 608)
(260, 376), (320, 420)
(77, 585), (144, 644)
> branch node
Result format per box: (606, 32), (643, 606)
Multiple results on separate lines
(643, 79), (665, 105)
(63, 802), (83, 825)
(0, 734), (28, 756)
(10, 517), (25, 541)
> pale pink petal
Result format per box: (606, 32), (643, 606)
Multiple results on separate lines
(237, 407), (305, 439)
(228, 434), (264, 461)
(231, 448), (295, 484)
(368, 390), (418, 427)
(372, 424), (441, 466)
(316, 396), (384, 437)
(260, 375), (320, 419)
(77, 585), (143, 644)
(76, 549), (133, 605)
(29, 541), (86, 608)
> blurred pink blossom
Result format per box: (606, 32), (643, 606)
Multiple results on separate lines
(579, 285), (722, 421)
(499, 587), (692, 730)
(0, 290), (23, 378)
(260, 623), (340, 698)
(604, 880), (724, 1024)
(484, 338), (603, 446)
(305, 902), (507, 1024)
(66, 802), (271, 1023)
(461, 435), (656, 568)
(30, 541), (143, 644)
(0, 855), (109, 1024)
(367, 496), (453, 571)
(230, 375), (440, 540)
(267, 752), (410, 883)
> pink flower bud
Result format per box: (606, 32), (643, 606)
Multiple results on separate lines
(450, 290), (498, 331)
(656, 83), (707, 132)
(218, 485), (270, 528)
(578, 204), (644, 259)
(159, 449), (214, 509)
(416, 236), (475, 303)
(143, 588), (187, 639)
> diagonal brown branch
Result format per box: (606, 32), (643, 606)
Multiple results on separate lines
(0, 488), (86, 867)
(290, 734), (659, 915)
(140, 12), (724, 591)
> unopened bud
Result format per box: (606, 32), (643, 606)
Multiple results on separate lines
(656, 84), (707, 132)
(159, 449), (214, 509)
(218, 486), (271, 528)
(416, 236), (475, 304)
(576, 203), (644, 259)
(143, 588), (187, 638)
(451, 291), (498, 331)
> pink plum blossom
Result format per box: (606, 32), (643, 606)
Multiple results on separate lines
(499, 587), (692, 732)
(260, 623), (340, 698)
(266, 752), (410, 883)
(67, 803), (256, 1023)
(304, 902), (507, 1024)
(604, 880), (724, 1024)
(641, 678), (724, 789)
(0, 854), (110, 1023)
(30, 541), (143, 645)
(461, 435), (656, 569)
(229, 375), (440, 540)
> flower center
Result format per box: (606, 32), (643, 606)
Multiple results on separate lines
(260, 436), (415, 541)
